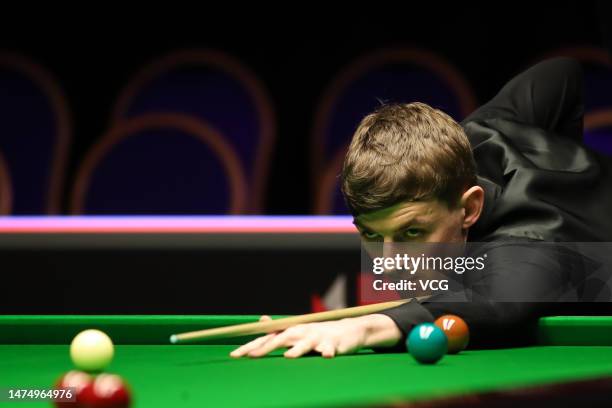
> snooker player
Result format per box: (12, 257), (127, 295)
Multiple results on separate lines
(231, 57), (612, 359)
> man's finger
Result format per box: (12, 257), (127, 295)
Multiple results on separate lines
(314, 340), (336, 358)
(248, 330), (296, 358)
(230, 315), (276, 357)
(336, 340), (359, 355)
(284, 338), (316, 359)
(230, 333), (275, 358)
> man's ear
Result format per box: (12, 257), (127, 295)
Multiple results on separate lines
(460, 186), (484, 229)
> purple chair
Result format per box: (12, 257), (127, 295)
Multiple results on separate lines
(312, 48), (477, 214)
(71, 114), (247, 214)
(110, 50), (275, 213)
(0, 54), (71, 214)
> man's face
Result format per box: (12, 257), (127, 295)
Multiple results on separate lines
(353, 198), (467, 244)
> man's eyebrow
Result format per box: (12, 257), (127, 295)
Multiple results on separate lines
(394, 218), (427, 231)
(353, 219), (374, 231)
(353, 216), (429, 232)
(352, 219), (365, 229)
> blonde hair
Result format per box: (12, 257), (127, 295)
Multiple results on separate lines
(341, 102), (476, 215)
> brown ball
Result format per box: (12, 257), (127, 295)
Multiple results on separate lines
(434, 314), (469, 354)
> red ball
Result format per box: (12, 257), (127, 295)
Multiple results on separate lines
(54, 370), (93, 408)
(434, 314), (469, 354)
(80, 374), (131, 408)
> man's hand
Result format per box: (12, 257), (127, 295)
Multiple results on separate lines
(230, 314), (402, 359)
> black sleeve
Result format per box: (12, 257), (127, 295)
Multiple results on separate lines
(375, 241), (582, 351)
(463, 57), (584, 141)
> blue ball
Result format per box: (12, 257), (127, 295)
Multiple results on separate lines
(407, 323), (448, 364)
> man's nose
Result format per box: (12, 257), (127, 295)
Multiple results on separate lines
(383, 236), (395, 245)
(382, 237), (395, 258)
(382, 240), (400, 275)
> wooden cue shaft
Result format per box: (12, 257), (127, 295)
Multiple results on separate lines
(170, 299), (416, 344)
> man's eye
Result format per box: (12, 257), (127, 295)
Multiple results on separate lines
(362, 231), (379, 239)
(404, 228), (422, 238)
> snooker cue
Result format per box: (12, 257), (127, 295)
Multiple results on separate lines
(170, 298), (423, 344)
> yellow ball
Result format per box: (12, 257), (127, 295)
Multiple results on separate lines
(70, 329), (114, 372)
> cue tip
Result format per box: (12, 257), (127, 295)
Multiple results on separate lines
(169, 334), (178, 344)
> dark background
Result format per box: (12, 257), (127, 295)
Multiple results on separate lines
(2, 4), (612, 314)
(1, 2), (609, 214)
